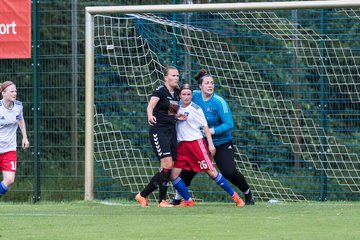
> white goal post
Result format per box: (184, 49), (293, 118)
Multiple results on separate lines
(85, 1), (360, 201)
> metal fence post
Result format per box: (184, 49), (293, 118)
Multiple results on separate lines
(32, 0), (41, 203)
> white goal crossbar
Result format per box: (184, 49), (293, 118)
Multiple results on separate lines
(85, 1), (360, 200)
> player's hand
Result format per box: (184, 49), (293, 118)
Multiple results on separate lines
(148, 116), (157, 126)
(176, 113), (187, 121)
(22, 138), (30, 150)
(208, 144), (216, 157)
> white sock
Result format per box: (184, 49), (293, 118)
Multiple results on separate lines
(174, 190), (182, 200)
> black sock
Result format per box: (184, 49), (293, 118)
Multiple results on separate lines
(158, 168), (171, 202)
(180, 169), (197, 187)
(140, 172), (160, 197)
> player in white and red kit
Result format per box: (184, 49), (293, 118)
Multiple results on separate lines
(171, 84), (245, 207)
(173, 69), (255, 206)
(0, 81), (29, 198)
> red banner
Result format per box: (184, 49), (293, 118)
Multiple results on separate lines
(0, 0), (31, 59)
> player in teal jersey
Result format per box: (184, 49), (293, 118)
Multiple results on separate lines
(173, 69), (255, 205)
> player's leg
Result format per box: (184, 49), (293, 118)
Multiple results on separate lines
(136, 129), (172, 207)
(158, 156), (173, 207)
(171, 152), (192, 201)
(180, 169), (197, 187)
(214, 142), (254, 205)
(171, 167), (191, 201)
(206, 168), (234, 196)
(205, 168), (244, 207)
(137, 128), (164, 200)
(0, 182), (8, 197)
(156, 126), (179, 207)
(1, 172), (16, 198)
(0, 151), (17, 198)
(136, 172), (159, 207)
(172, 169), (197, 205)
(136, 161), (173, 207)
(171, 142), (196, 206)
(173, 139), (209, 204)
(0, 173), (11, 197)
(172, 177), (195, 207)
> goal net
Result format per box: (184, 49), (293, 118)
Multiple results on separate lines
(85, 1), (360, 202)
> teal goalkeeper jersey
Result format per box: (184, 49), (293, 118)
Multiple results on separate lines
(192, 90), (234, 146)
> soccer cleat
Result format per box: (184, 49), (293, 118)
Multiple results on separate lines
(171, 199), (182, 206)
(135, 193), (149, 207)
(232, 192), (245, 207)
(176, 199), (195, 207)
(245, 191), (255, 205)
(158, 200), (174, 208)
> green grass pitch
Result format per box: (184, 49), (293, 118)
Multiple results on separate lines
(1, 200), (359, 240)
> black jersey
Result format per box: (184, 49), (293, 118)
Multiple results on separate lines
(151, 85), (180, 127)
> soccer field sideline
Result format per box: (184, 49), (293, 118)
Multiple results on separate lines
(1, 200), (359, 240)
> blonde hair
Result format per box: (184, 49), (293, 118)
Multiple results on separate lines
(0, 81), (15, 93)
(163, 65), (178, 76)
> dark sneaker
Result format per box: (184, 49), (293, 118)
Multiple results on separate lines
(245, 191), (255, 205)
(172, 199), (182, 206)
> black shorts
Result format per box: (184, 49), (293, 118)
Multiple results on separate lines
(149, 125), (177, 161)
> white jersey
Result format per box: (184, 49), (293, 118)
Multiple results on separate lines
(176, 101), (208, 142)
(0, 100), (23, 153)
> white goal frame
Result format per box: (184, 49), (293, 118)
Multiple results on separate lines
(84, 0), (360, 201)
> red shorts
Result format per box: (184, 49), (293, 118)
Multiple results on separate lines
(174, 138), (214, 172)
(0, 151), (17, 172)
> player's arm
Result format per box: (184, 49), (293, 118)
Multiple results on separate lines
(18, 118), (29, 150)
(147, 96), (159, 125)
(211, 100), (234, 135)
(203, 126), (216, 156)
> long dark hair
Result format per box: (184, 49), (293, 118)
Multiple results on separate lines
(194, 69), (212, 85)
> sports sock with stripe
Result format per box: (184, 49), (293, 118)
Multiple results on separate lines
(213, 172), (235, 196)
(172, 176), (191, 201)
(0, 182), (8, 197)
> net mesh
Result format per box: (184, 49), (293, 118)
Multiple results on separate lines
(92, 9), (360, 202)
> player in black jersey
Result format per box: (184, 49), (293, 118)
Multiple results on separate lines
(136, 66), (180, 207)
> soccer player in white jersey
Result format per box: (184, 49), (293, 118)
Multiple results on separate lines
(173, 69), (255, 206)
(0, 81), (29, 198)
(170, 83), (245, 207)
